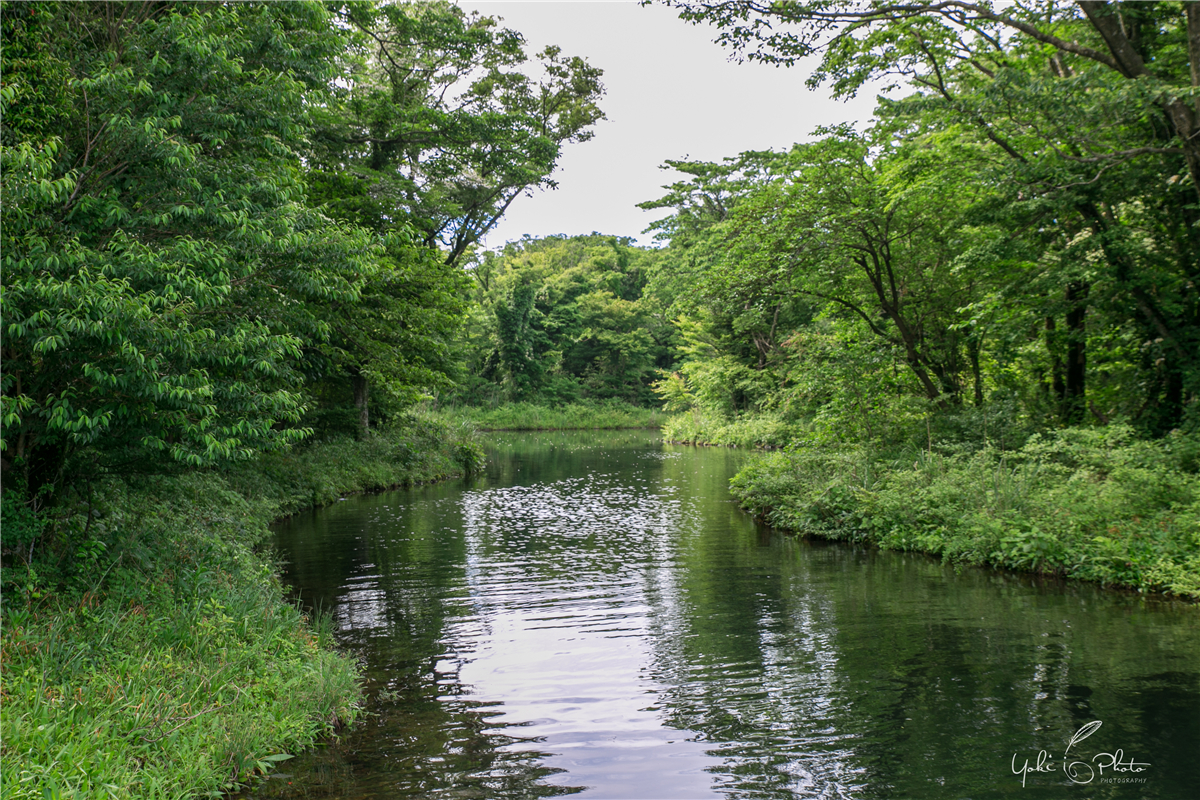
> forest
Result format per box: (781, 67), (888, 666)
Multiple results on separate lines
(2, 0), (1199, 797)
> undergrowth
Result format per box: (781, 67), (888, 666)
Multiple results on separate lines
(662, 411), (797, 448)
(1, 415), (484, 799)
(729, 424), (1200, 598)
(430, 400), (668, 431)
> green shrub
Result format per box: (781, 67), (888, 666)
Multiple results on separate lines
(662, 411), (798, 449)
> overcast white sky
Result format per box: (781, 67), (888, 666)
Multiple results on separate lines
(456, 0), (885, 247)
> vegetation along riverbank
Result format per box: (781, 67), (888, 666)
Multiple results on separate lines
(722, 420), (1200, 599)
(5, 0), (1200, 796)
(1, 417), (484, 798)
(431, 401), (669, 432)
(2, 1), (589, 796)
(664, 411), (1199, 598)
(637, 1), (1200, 601)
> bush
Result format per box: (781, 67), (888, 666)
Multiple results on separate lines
(662, 411), (798, 449)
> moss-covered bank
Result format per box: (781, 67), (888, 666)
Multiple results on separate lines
(726, 425), (1200, 600)
(1, 416), (483, 799)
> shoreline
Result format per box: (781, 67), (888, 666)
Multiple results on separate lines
(0, 417), (483, 799)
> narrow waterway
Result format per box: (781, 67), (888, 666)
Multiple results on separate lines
(249, 430), (1199, 799)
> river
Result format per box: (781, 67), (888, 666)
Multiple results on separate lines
(247, 430), (1199, 799)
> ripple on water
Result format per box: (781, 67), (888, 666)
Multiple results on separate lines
(255, 432), (1200, 800)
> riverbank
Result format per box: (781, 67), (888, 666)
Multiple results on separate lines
(430, 400), (668, 431)
(662, 411), (795, 449)
(0, 416), (484, 799)
(723, 423), (1200, 599)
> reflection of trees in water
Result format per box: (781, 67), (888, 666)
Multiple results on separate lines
(259, 433), (1200, 800)
(641, 448), (862, 799)
(243, 683), (576, 800)
(640, 447), (1200, 800)
(253, 432), (666, 799)
(319, 482), (580, 800)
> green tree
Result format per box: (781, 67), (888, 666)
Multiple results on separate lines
(646, 133), (981, 414)
(641, 151), (815, 418)
(659, 0), (1200, 431)
(0, 2), (372, 500)
(296, 1), (606, 428)
(309, 1), (606, 265)
(453, 235), (670, 405)
(299, 233), (471, 435)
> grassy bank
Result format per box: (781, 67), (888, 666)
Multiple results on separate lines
(662, 411), (797, 449)
(431, 400), (668, 431)
(1, 416), (483, 799)
(727, 425), (1200, 599)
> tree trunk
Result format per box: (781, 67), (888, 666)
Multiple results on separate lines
(352, 371), (370, 436)
(1062, 281), (1089, 425)
(878, 305), (943, 403)
(1045, 316), (1066, 406)
(967, 334), (984, 407)
(1080, 1), (1200, 204)
(903, 344), (944, 403)
(927, 352), (963, 402)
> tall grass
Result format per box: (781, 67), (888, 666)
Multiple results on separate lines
(730, 425), (1200, 598)
(430, 400), (668, 431)
(1, 415), (483, 798)
(2, 575), (358, 797)
(662, 411), (797, 449)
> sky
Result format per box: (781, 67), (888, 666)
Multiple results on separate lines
(456, 0), (885, 248)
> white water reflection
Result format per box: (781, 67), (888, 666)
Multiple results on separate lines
(451, 476), (719, 798)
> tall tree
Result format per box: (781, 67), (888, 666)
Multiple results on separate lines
(310, 0), (606, 265)
(294, 1), (606, 429)
(1, 1), (374, 499)
(660, 0), (1200, 430)
(646, 130), (988, 408)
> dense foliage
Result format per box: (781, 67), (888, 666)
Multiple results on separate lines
(1, 4), (598, 797)
(1, 0), (602, 545)
(1, 414), (483, 797)
(444, 234), (675, 407)
(2, 1), (359, 496)
(646, 0), (1198, 440)
(640, 0), (1200, 595)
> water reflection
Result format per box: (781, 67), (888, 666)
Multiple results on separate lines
(248, 431), (1199, 800)
(453, 470), (719, 798)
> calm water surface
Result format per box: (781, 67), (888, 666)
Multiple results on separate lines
(250, 430), (1199, 799)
